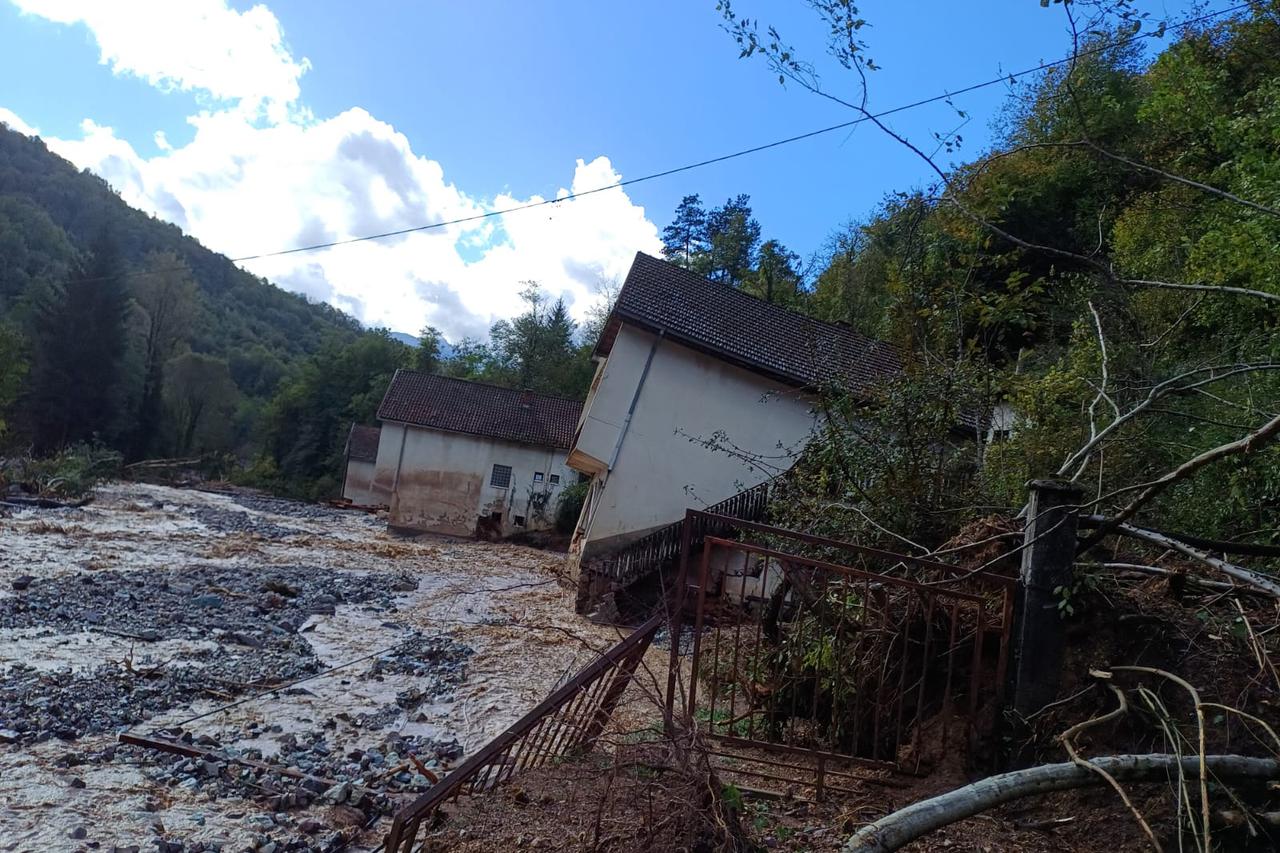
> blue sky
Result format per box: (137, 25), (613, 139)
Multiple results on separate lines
(0, 1), (1202, 339)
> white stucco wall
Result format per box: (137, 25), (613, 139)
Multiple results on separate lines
(571, 324), (819, 555)
(371, 421), (575, 537)
(341, 459), (383, 506)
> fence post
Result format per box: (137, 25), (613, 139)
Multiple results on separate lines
(1011, 479), (1084, 718)
(664, 511), (695, 734)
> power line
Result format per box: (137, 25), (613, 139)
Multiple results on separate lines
(228, 1), (1249, 263)
(67, 1), (1251, 284)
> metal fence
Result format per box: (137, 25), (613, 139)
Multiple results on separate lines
(666, 512), (1015, 796)
(382, 614), (661, 852)
(588, 480), (773, 586)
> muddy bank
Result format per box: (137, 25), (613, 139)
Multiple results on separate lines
(0, 482), (615, 852)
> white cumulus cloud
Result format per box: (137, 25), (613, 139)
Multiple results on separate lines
(3, 0), (662, 341)
(0, 106), (39, 136)
(12, 0), (308, 120)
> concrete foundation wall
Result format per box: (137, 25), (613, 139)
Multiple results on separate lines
(372, 421), (574, 537)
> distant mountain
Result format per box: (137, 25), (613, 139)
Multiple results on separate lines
(389, 331), (419, 348)
(0, 124), (362, 367)
(388, 330), (455, 360)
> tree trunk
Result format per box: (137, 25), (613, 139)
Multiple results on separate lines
(844, 754), (1280, 852)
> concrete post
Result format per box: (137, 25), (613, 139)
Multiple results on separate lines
(1011, 479), (1085, 718)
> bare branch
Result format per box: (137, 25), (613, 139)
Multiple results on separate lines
(1120, 278), (1280, 304)
(1057, 362), (1280, 479)
(1082, 412), (1280, 548)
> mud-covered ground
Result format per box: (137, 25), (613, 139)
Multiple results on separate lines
(0, 483), (622, 852)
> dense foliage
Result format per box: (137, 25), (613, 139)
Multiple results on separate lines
(661, 193), (808, 308)
(708, 6), (1280, 550)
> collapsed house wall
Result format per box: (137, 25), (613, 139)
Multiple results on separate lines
(569, 324), (819, 559)
(342, 458), (383, 506)
(373, 421), (575, 537)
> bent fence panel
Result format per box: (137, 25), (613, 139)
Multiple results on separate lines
(666, 512), (1015, 798)
(382, 615), (662, 852)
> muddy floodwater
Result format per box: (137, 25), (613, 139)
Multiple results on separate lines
(0, 483), (622, 852)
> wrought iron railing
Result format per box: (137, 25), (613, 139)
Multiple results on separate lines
(382, 614), (662, 852)
(589, 480), (773, 585)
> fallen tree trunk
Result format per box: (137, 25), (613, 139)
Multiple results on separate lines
(1100, 521), (1280, 599)
(844, 754), (1280, 853)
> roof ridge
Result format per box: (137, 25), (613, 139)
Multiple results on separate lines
(392, 367), (586, 405)
(607, 253), (904, 394)
(632, 252), (894, 351)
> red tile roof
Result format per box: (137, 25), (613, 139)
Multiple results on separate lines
(600, 253), (902, 396)
(345, 424), (381, 463)
(377, 371), (583, 449)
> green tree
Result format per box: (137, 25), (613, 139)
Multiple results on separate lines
(0, 323), (27, 441)
(0, 195), (76, 316)
(743, 239), (805, 306)
(415, 325), (443, 373)
(704, 194), (761, 285)
(23, 230), (130, 452)
(661, 194), (708, 268)
(163, 352), (238, 455)
(228, 344), (287, 398)
(487, 283), (584, 396)
(128, 250), (197, 459)
(258, 329), (411, 496)
(439, 337), (493, 382)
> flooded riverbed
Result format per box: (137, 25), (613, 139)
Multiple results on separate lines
(0, 483), (618, 852)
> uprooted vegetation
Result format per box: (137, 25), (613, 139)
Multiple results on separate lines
(0, 443), (122, 502)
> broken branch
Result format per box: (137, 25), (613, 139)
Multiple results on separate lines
(1088, 520), (1280, 599)
(842, 754), (1280, 853)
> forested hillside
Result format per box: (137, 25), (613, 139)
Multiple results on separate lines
(0, 125), (374, 482)
(698, 5), (1280, 549)
(0, 128), (362, 360)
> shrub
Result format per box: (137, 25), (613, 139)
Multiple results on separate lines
(555, 480), (589, 534)
(0, 443), (123, 500)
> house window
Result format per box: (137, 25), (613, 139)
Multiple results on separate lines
(514, 515), (526, 527)
(533, 472), (545, 483)
(549, 474), (560, 485)
(490, 464), (512, 488)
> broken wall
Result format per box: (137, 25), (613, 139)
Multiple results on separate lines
(342, 458), (385, 506)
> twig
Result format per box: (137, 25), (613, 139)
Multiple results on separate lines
(1058, 684), (1162, 851)
(1111, 667), (1211, 852)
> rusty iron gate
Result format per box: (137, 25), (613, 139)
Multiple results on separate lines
(665, 512), (1016, 796)
(382, 614), (661, 852)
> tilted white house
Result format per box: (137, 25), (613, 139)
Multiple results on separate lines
(567, 252), (902, 603)
(342, 423), (385, 506)
(372, 370), (583, 537)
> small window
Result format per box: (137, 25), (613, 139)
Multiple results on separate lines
(549, 474), (560, 485)
(513, 515), (526, 527)
(533, 472), (545, 483)
(490, 464), (512, 488)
